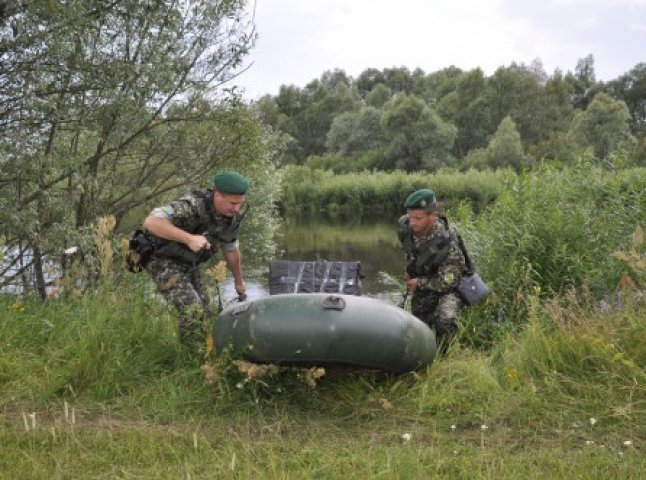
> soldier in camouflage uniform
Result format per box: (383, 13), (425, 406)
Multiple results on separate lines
(397, 189), (469, 349)
(140, 171), (249, 345)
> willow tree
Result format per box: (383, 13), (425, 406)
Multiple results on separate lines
(381, 94), (457, 171)
(0, 1), (275, 297)
(567, 92), (636, 161)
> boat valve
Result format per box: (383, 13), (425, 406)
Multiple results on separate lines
(321, 295), (346, 310)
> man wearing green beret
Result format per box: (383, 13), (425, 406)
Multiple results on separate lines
(396, 188), (469, 351)
(134, 171), (249, 346)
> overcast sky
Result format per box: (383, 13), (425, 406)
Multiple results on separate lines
(231, 0), (646, 99)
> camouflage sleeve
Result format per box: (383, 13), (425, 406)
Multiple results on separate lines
(417, 242), (465, 293)
(149, 192), (201, 231)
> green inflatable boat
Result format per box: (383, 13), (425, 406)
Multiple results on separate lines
(214, 293), (437, 373)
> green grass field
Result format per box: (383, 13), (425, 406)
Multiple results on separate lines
(1, 284), (644, 479)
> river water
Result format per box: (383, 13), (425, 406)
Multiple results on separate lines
(1, 215), (407, 302)
(221, 214), (406, 305)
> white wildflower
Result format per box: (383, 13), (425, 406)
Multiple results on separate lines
(451, 424), (457, 431)
(481, 424), (488, 430)
(589, 417), (597, 426)
(623, 440), (633, 447)
(586, 440), (595, 446)
(64, 246), (79, 255)
(401, 433), (412, 441)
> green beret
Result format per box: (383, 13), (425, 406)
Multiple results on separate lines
(213, 171), (249, 195)
(404, 189), (437, 210)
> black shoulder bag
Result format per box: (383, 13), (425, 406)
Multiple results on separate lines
(452, 232), (490, 306)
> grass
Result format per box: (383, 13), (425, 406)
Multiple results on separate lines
(1, 282), (644, 479)
(280, 166), (510, 214)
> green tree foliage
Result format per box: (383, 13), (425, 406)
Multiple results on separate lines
(484, 64), (550, 147)
(325, 107), (383, 156)
(356, 68), (385, 97)
(608, 62), (646, 133)
(0, 0), (281, 297)
(365, 83), (392, 108)
(486, 116), (531, 171)
(381, 94), (456, 171)
(462, 116), (530, 171)
(568, 54), (601, 110)
(527, 69), (576, 161)
(382, 66), (413, 93)
(422, 66), (464, 103)
(267, 76), (362, 164)
(295, 80), (362, 162)
(253, 57), (644, 173)
(567, 92), (636, 160)
(437, 68), (492, 157)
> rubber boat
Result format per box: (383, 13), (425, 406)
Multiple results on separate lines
(214, 293), (437, 373)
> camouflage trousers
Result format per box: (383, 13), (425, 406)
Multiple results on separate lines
(411, 290), (464, 347)
(145, 257), (210, 344)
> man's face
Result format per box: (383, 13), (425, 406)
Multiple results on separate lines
(213, 190), (245, 217)
(407, 209), (438, 236)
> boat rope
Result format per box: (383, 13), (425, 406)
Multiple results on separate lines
(294, 262), (306, 293)
(320, 261), (332, 292)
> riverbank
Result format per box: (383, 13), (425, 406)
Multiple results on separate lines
(1, 287), (644, 478)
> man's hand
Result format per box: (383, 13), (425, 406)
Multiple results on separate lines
(405, 277), (420, 291)
(234, 279), (246, 300)
(186, 234), (210, 253)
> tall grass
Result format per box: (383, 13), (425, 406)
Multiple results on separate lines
(2, 162), (646, 478)
(1, 279), (644, 478)
(457, 162), (646, 347)
(281, 166), (511, 214)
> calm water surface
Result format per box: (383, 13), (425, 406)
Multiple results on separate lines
(221, 215), (406, 305)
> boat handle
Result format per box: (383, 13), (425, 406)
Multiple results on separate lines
(321, 295), (346, 310)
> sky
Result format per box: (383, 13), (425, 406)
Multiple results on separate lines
(231, 0), (646, 99)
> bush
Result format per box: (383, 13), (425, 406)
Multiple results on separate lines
(465, 161), (646, 343)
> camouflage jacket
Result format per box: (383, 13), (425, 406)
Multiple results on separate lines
(397, 215), (467, 293)
(148, 189), (245, 263)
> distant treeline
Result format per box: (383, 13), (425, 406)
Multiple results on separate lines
(254, 56), (646, 172)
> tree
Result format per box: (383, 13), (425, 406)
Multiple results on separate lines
(462, 116), (530, 171)
(326, 106), (383, 156)
(382, 67), (413, 94)
(567, 92), (636, 160)
(526, 68), (577, 161)
(365, 83), (391, 108)
(294, 82), (362, 162)
(486, 116), (530, 171)
(0, 0), (276, 297)
(565, 54), (602, 111)
(319, 69), (352, 90)
(356, 68), (385, 97)
(608, 63), (646, 133)
(485, 64), (550, 147)
(381, 94), (456, 171)
(437, 68), (493, 157)
(423, 66), (464, 104)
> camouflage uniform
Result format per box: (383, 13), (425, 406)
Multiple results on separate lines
(398, 215), (468, 346)
(144, 191), (241, 344)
